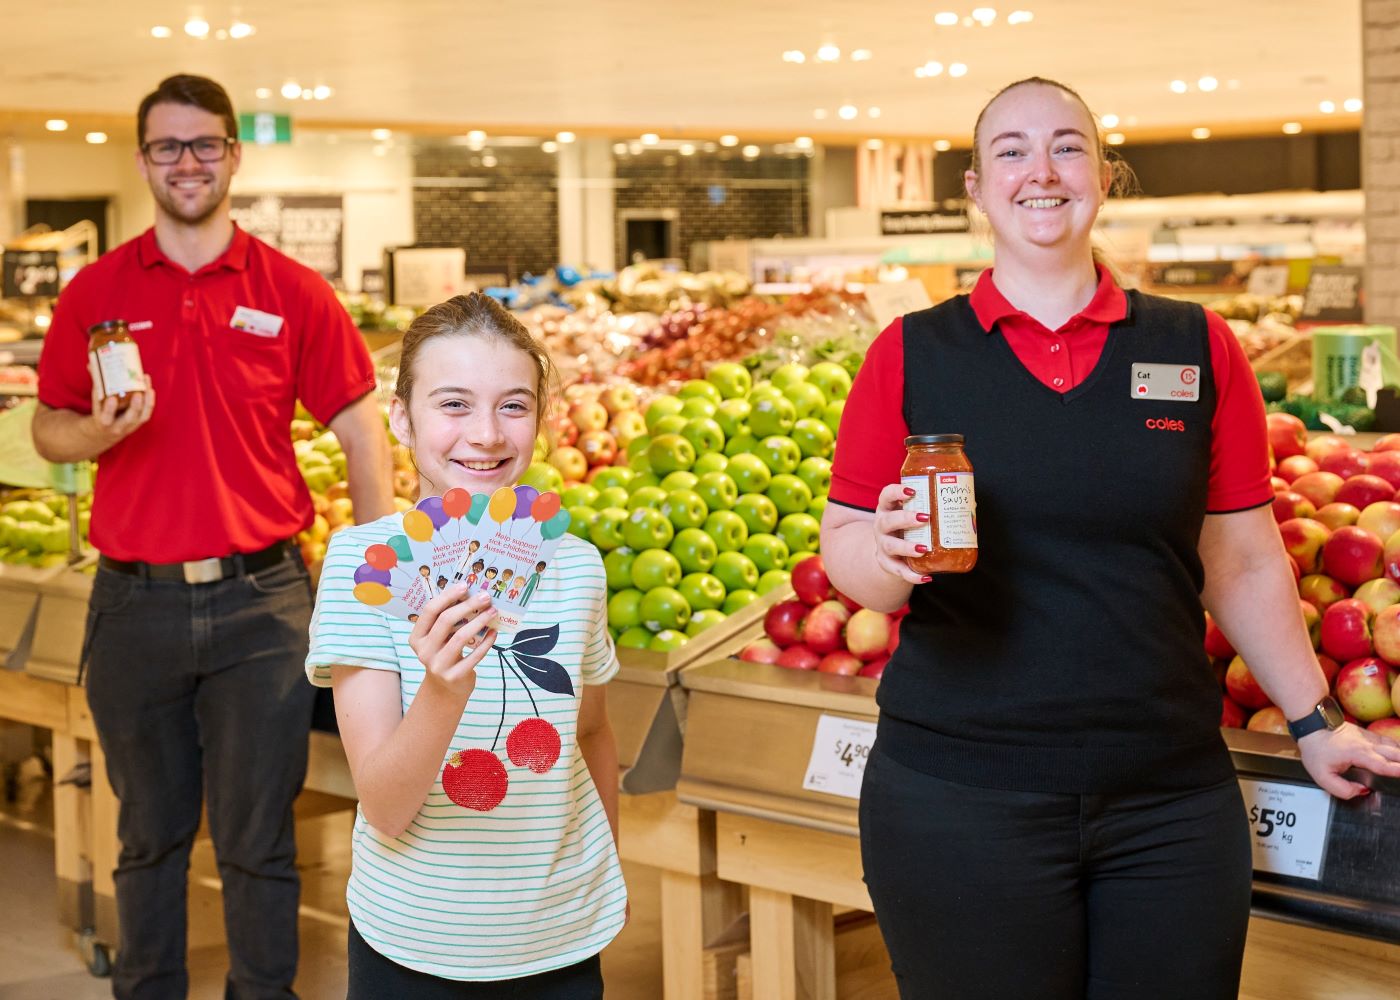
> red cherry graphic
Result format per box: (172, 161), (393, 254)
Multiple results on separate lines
(441, 748), (508, 811)
(506, 717), (562, 774)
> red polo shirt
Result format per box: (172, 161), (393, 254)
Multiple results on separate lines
(38, 226), (375, 563)
(830, 266), (1272, 514)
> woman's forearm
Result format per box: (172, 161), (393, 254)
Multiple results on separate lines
(820, 518), (915, 612)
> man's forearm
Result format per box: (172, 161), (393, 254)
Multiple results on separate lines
(31, 405), (109, 463)
(329, 396), (394, 523)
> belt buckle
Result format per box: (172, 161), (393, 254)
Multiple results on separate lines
(182, 557), (224, 585)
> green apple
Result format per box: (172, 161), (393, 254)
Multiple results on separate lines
(627, 472), (661, 493)
(640, 587), (692, 632)
(703, 510), (749, 553)
(721, 589), (760, 614)
(679, 396), (718, 421)
(678, 571), (727, 611)
(796, 457), (832, 498)
(659, 471), (699, 492)
(686, 609), (729, 637)
(777, 512), (821, 554)
(661, 490), (710, 530)
(821, 399), (845, 435)
(682, 417), (726, 457)
(652, 414), (690, 438)
(743, 533), (790, 573)
(591, 467), (635, 492)
(768, 474), (814, 516)
(626, 435), (652, 460)
(693, 452), (729, 476)
(808, 496), (828, 522)
(755, 436), (801, 476)
(713, 551), (760, 592)
(617, 626), (653, 650)
(648, 629), (690, 651)
(644, 395), (685, 431)
(678, 378), (723, 405)
(696, 471), (739, 512)
(714, 399), (752, 439)
(727, 453), (772, 494)
(671, 528), (719, 574)
(724, 432), (759, 458)
(520, 462), (565, 494)
(790, 419), (835, 459)
(807, 361), (853, 401)
(628, 449), (653, 475)
(607, 588), (645, 629)
(562, 483), (600, 509)
(771, 363), (811, 389)
(706, 362), (752, 400)
(647, 434), (697, 475)
(603, 547), (639, 590)
(631, 548), (683, 590)
(596, 486), (630, 510)
(748, 395), (797, 438)
(734, 493), (779, 535)
(748, 381), (784, 403)
(623, 507), (675, 550)
(757, 569), (791, 595)
(567, 505), (599, 539)
(627, 485), (669, 511)
(589, 507), (630, 550)
(782, 381), (827, 420)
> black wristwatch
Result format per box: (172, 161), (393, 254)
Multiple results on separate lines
(1286, 695), (1346, 741)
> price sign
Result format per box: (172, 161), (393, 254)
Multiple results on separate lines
(1238, 778), (1332, 880)
(2, 250), (61, 298)
(1301, 265), (1364, 322)
(863, 279), (934, 331)
(1246, 264), (1290, 298)
(802, 714), (878, 800)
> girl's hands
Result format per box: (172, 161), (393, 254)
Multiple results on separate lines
(873, 483), (931, 585)
(409, 585), (499, 698)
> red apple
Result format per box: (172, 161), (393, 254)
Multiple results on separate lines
(1299, 573), (1351, 612)
(776, 644), (822, 670)
(442, 749), (509, 812)
(1290, 471), (1346, 509)
(802, 600), (852, 655)
(1335, 657), (1397, 722)
(858, 656), (889, 679)
(1272, 491), (1317, 524)
(1366, 450), (1400, 490)
(1368, 717), (1400, 739)
(791, 555), (836, 606)
(577, 429), (618, 467)
(608, 410), (649, 447)
(1375, 433), (1400, 453)
(837, 593), (862, 614)
(817, 651), (863, 675)
(1299, 599), (1322, 649)
(1305, 434), (1353, 465)
(1225, 655), (1271, 710)
(1337, 474), (1396, 511)
(1372, 603), (1400, 665)
(1221, 696), (1247, 729)
(1319, 449), (1370, 480)
(1323, 526), (1385, 586)
(764, 600), (809, 648)
(739, 637), (783, 664)
(1279, 517), (1331, 576)
(1314, 503), (1361, 531)
(1266, 413), (1308, 460)
(1357, 501), (1400, 543)
(1317, 654), (1341, 686)
(1270, 476), (1291, 493)
(1353, 578), (1400, 618)
(1247, 707), (1290, 736)
(550, 415), (579, 448)
(846, 609), (893, 660)
(1203, 611), (1236, 660)
(568, 400), (609, 433)
(1320, 598), (1375, 662)
(1276, 454), (1320, 483)
(548, 446), (588, 483)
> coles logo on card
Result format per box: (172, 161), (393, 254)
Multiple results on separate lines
(1180, 368), (1197, 385)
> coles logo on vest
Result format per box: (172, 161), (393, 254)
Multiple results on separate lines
(1145, 417), (1186, 432)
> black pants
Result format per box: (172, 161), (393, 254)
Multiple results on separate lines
(347, 921), (604, 999)
(859, 744), (1253, 1000)
(83, 557), (315, 1000)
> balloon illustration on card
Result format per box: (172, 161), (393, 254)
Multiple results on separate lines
(450, 487), (571, 630)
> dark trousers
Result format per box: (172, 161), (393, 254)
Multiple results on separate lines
(83, 556), (315, 1000)
(859, 744), (1254, 1000)
(347, 921), (605, 999)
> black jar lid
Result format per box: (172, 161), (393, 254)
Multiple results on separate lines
(905, 434), (964, 446)
(87, 319), (129, 336)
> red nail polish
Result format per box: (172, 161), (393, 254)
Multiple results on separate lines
(915, 544), (929, 554)
(915, 512), (930, 523)
(921, 576), (933, 583)
(903, 487), (916, 497)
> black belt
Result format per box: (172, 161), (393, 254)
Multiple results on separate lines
(99, 540), (293, 584)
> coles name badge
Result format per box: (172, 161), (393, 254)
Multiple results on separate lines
(1131, 363), (1200, 402)
(230, 305), (285, 338)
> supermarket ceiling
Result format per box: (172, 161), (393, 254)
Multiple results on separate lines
(0, 0), (1366, 143)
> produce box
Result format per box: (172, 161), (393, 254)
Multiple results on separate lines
(25, 564), (93, 684)
(0, 563), (52, 670)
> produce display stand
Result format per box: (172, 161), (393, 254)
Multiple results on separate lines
(676, 658), (1400, 1000)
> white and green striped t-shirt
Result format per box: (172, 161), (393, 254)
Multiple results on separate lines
(306, 514), (626, 981)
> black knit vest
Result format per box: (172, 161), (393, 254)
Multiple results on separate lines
(878, 290), (1236, 794)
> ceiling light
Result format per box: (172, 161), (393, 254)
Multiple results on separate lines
(541, 140), (558, 153)
(783, 50), (806, 64)
(838, 105), (858, 120)
(971, 8), (997, 25)
(865, 138), (883, 150)
(1319, 100), (1336, 113)
(255, 87), (271, 99)
(85, 132), (107, 144)
(868, 107), (881, 118)
(467, 130), (487, 142)
(371, 128), (392, 140)
(917, 61), (945, 78)
(1191, 127), (1211, 140)
(814, 109), (828, 119)
(851, 49), (872, 61)
(184, 18), (209, 38)
(150, 25), (172, 38)
(281, 81), (302, 99)
(300, 88), (314, 100)
(817, 44), (841, 62)
(628, 141), (643, 155)
(949, 62), (968, 77)
(935, 12), (960, 26)
(742, 144), (761, 158)
(794, 136), (814, 150)
(1106, 132), (1126, 146)
(1169, 80), (1188, 94)
(1198, 76), (1218, 92)
(1282, 122), (1303, 135)
(45, 119), (68, 132)
(313, 85), (332, 100)
(1007, 10), (1034, 24)
(641, 133), (659, 145)
(1344, 98), (1363, 112)
(934, 139), (952, 152)
(1101, 113), (1119, 128)
(719, 134), (739, 146)
(679, 143), (696, 156)
(228, 21), (254, 39)
(481, 154), (497, 168)
(556, 131), (576, 143)
(613, 142), (628, 155)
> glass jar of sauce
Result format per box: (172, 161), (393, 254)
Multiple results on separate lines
(87, 319), (146, 414)
(901, 434), (977, 575)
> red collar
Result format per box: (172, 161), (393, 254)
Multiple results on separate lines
(969, 264), (1127, 333)
(136, 223), (250, 275)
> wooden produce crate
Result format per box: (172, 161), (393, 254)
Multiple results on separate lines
(26, 566), (93, 684)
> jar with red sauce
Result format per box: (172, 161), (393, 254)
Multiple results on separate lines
(901, 434), (977, 575)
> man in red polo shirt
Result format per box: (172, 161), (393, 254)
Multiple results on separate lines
(33, 75), (392, 999)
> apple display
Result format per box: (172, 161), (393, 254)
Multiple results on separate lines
(1336, 474), (1395, 511)
(846, 609), (893, 660)
(1275, 454), (1319, 483)
(1318, 449), (1370, 481)
(1225, 656), (1271, 710)
(1290, 471), (1345, 509)
(1246, 707), (1291, 736)
(1314, 502), (1361, 531)
(1320, 598), (1376, 663)
(777, 644), (821, 670)
(1266, 413), (1308, 460)
(1279, 517), (1331, 576)
(1322, 526), (1384, 587)
(1335, 658), (1397, 722)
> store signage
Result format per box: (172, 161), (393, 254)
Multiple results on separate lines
(237, 112), (292, 145)
(801, 714), (878, 800)
(1302, 266), (1364, 323)
(360, 269), (385, 296)
(1246, 264), (1290, 298)
(1147, 261), (1240, 289)
(1238, 778), (1332, 880)
(230, 194), (343, 283)
(880, 209), (969, 235)
(384, 246), (466, 307)
(863, 279), (934, 330)
(2, 249), (60, 298)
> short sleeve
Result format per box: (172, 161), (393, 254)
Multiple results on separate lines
(37, 270), (98, 413)
(1205, 310), (1272, 513)
(578, 548), (619, 686)
(306, 528), (402, 687)
(828, 319), (910, 512)
(293, 274), (377, 426)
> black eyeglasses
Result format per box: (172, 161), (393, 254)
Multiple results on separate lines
(141, 136), (236, 165)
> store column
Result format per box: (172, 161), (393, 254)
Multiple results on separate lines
(0, 141), (22, 242)
(557, 137), (615, 272)
(1364, 0), (1400, 326)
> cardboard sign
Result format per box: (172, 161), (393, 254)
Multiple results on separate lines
(1239, 778), (1332, 881)
(863, 279), (934, 331)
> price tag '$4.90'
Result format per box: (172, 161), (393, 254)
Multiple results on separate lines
(802, 714), (878, 800)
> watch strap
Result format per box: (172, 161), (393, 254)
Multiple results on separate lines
(1286, 696), (1343, 741)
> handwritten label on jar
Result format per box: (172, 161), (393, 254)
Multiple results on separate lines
(935, 472), (977, 549)
(900, 475), (932, 548)
(89, 342), (145, 397)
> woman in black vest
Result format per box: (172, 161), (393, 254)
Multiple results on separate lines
(822, 77), (1400, 1000)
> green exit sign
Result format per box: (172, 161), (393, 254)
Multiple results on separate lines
(238, 112), (292, 145)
